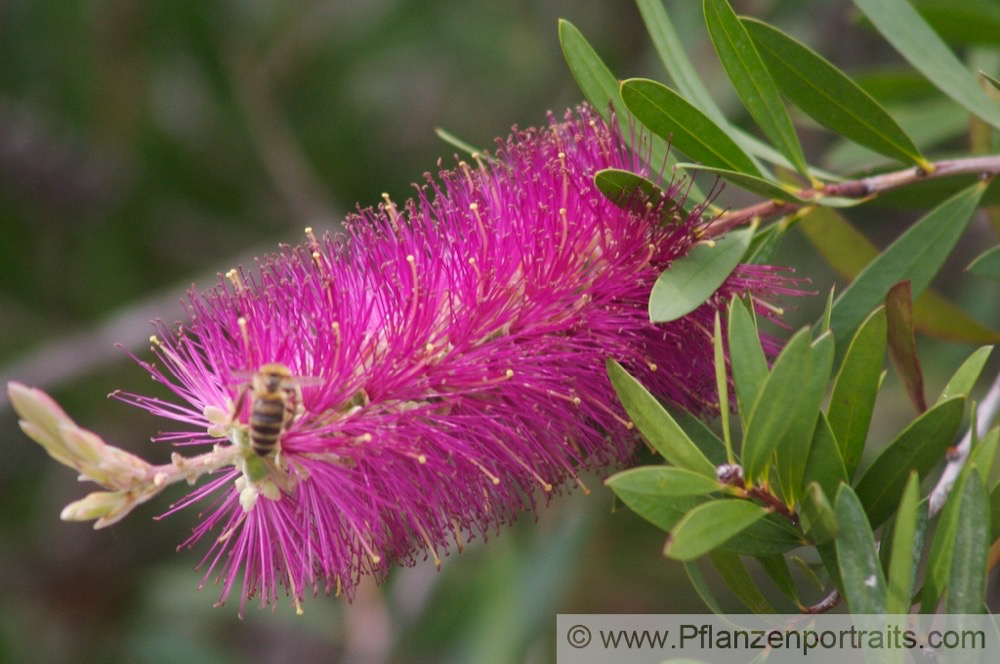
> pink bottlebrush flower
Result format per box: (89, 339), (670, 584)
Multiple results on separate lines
(11, 105), (795, 615)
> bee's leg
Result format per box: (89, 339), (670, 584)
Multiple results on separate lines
(229, 384), (249, 426)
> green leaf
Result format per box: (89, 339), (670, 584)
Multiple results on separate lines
(799, 207), (1000, 344)
(709, 551), (775, 613)
(676, 163), (805, 203)
(636, 0), (816, 177)
(938, 346), (994, 404)
(666, 499), (769, 560)
(594, 168), (674, 214)
(967, 245), (1000, 281)
(742, 18), (927, 169)
(743, 220), (788, 265)
(684, 561), (725, 614)
(801, 413), (848, 503)
(916, 0), (1000, 47)
(946, 471), (990, 614)
(605, 466), (722, 498)
(713, 313), (733, 462)
(648, 227), (753, 323)
(885, 281), (927, 413)
(612, 488), (707, 534)
(668, 407), (729, 466)
(969, 427), (1000, 483)
(741, 328), (814, 483)
(982, 70), (1000, 94)
(703, 0), (808, 176)
(989, 480), (1000, 543)
(800, 481), (839, 544)
(727, 296), (769, 431)
(606, 359), (716, 476)
(620, 78), (761, 175)
(852, 0), (1000, 129)
(854, 396), (965, 528)
(923, 468), (971, 612)
(824, 183), (986, 351)
(558, 20), (620, 123)
(636, 0), (727, 127)
(790, 555), (827, 593)
(756, 553), (801, 608)
(820, 286), (834, 334)
(824, 98), (968, 172)
(886, 472), (922, 614)
(835, 484), (887, 614)
(720, 515), (803, 556)
(558, 19), (701, 203)
(775, 332), (833, 505)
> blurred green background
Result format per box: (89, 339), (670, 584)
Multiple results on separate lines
(1, 1), (998, 662)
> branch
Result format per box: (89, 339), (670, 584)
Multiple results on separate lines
(703, 155), (1000, 237)
(928, 369), (1000, 518)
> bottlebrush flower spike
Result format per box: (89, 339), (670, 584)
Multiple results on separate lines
(8, 106), (796, 615)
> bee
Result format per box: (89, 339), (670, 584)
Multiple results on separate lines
(233, 363), (306, 457)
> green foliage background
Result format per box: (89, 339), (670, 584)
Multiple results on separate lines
(1, 1), (998, 662)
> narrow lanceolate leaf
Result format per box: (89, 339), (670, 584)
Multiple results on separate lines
(612, 490), (707, 534)
(835, 485), (887, 614)
(637, 0), (816, 178)
(666, 499), (769, 561)
(756, 554), (801, 608)
(825, 183), (986, 351)
(676, 164), (805, 202)
(852, 0), (1000, 129)
(710, 551), (775, 613)
(923, 468), (971, 612)
(990, 480), (1000, 543)
(684, 561), (725, 614)
(558, 19), (620, 123)
(801, 481), (838, 544)
(743, 221), (787, 265)
(800, 206), (1000, 344)
(720, 515), (803, 556)
(938, 346), (994, 404)
(636, 0), (726, 127)
(727, 296), (768, 431)
(703, 0), (808, 176)
(620, 78), (761, 175)
(801, 413), (848, 503)
(559, 20), (699, 201)
(594, 169), (673, 214)
(742, 18), (927, 169)
(606, 360), (716, 477)
(827, 306), (885, 480)
(885, 281), (927, 414)
(741, 328), (813, 483)
(967, 245), (1000, 280)
(946, 471), (990, 614)
(983, 70), (1000, 93)
(776, 332), (833, 505)
(886, 472), (922, 614)
(972, 428), (1000, 482)
(713, 313), (732, 462)
(669, 407), (729, 466)
(649, 227), (753, 323)
(605, 467), (722, 499)
(854, 397), (965, 529)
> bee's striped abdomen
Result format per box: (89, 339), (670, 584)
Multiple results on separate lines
(249, 395), (286, 455)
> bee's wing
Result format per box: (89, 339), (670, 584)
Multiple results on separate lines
(294, 375), (325, 388)
(227, 370), (255, 388)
